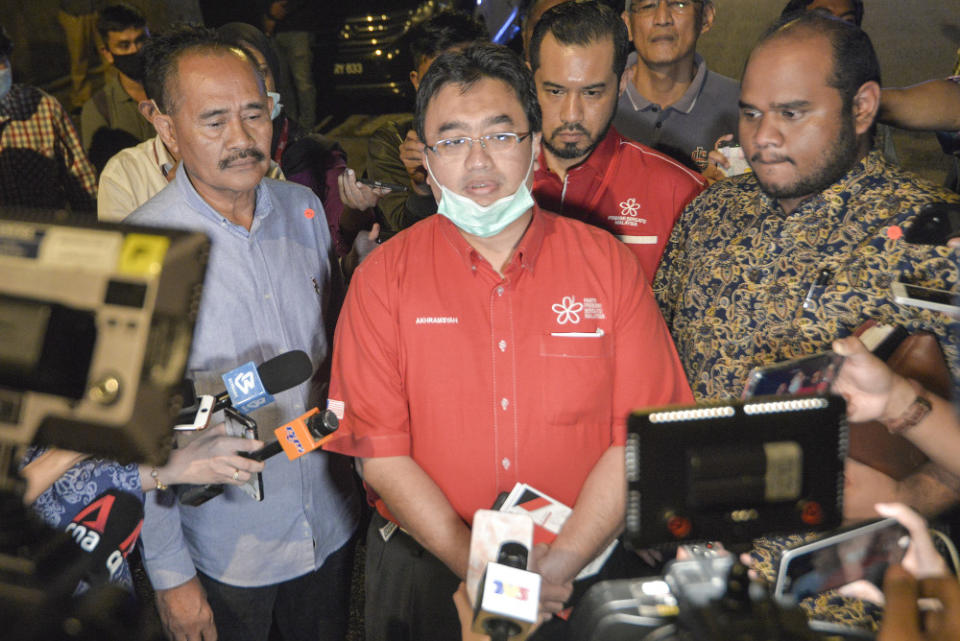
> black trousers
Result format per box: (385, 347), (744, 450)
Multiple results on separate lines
(363, 512), (655, 641)
(197, 534), (356, 641)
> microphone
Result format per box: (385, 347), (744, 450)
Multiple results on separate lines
(64, 488), (144, 584)
(234, 406), (340, 463)
(176, 351), (314, 506)
(214, 350), (314, 414)
(469, 510), (541, 641)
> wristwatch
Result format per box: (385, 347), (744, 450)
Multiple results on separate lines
(884, 379), (932, 435)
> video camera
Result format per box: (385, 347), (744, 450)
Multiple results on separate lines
(570, 395), (872, 640)
(0, 208), (209, 639)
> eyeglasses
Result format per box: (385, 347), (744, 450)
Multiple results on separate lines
(425, 132), (532, 159)
(629, 0), (701, 15)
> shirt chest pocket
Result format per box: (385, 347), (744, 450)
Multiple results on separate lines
(537, 332), (613, 426)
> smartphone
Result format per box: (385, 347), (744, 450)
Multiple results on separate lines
(742, 351), (844, 398)
(904, 202), (960, 244)
(774, 518), (909, 600)
(224, 407), (264, 502)
(891, 281), (960, 315)
(174, 394), (214, 430)
(718, 143), (752, 177)
(177, 407), (264, 506)
(358, 178), (409, 193)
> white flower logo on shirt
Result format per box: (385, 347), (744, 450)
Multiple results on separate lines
(552, 295), (584, 325)
(619, 198), (641, 217)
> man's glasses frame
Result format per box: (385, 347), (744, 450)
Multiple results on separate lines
(425, 132), (532, 159)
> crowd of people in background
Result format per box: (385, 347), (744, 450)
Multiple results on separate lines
(5, 1), (960, 641)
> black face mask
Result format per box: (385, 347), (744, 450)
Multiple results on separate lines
(112, 50), (145, 83)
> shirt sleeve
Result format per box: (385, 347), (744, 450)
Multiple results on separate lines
(97, 159), (138, 222)
(366, 123), (437, 233)
(612, 239), (694, 442)
(80, 98), (107, 154)
(653, 194), (699, 328)
(52, 96), (98, 210)
(325, 250), (413, 459)
(141, 489), (198, 591)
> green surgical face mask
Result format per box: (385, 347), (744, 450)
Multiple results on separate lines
(425, 148), (535, 239)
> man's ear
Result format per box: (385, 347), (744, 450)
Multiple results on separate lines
(409, 70), (420, 91)
(699, 2), (716, 36)
(852, 80), (881, 136)
(100, 45), (114, 66)
(138, 100), (156, 122)
(621, 11), (633, 42)
(152, 112), (180, 157)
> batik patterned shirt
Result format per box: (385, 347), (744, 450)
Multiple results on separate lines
(19, 446), (141, 591)
(655, 149), (960, 631)
(654, 150), (960, 402)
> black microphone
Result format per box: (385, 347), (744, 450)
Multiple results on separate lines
(64, 488), (144, 585)
(212, 349), (314, 414)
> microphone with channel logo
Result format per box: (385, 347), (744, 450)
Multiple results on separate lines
(64, 488), (144, 585)
(177, 350), (314, 506)
(215, 349), (314, 414)
(236, 406), (340, 463)
(470, 511), (541, 641)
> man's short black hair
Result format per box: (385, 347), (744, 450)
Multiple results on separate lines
(528, 0), (630, 79)
(143, 24), (257, 112)
(780, 0), (864, 27)
(97, 3), (147, 42)
(406, 11), (488, 69)
(0, 24), (12, 59)
(755, 11), (880, 114)
(414, 43), (542, 143)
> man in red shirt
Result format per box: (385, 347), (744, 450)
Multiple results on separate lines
(325, 43), (692, 641)
(529, 1), (706, 282)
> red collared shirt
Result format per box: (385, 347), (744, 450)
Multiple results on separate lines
(534, 127), (706, 283)
(325, 208), (693, 525)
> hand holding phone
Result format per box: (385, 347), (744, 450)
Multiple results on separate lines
(891, 281), (959, 315)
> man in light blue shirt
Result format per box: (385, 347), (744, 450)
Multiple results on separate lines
(127, 25), (359, 641)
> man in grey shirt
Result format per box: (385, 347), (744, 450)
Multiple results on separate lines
(614, 0), (738, 171)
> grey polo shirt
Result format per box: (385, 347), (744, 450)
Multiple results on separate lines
(614, 53), (739, 170)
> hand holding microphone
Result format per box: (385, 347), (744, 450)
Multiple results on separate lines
(159, 423), (265, 487)
(529, 543), (574, 617)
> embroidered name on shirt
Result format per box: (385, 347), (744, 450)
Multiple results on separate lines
(416, 316), (460, 325)
(583, 297), (605, 320)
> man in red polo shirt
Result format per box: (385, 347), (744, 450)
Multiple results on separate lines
(325, 43), (691, 641)
(529, 1), (706, 282)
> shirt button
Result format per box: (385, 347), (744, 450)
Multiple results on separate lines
(471, 265), (477, 272)
(501, 397), (509, 410)
(496, 286), (504, 296)
(498, 340), (507, 352)
(502, 457), (511, 470)
(264, 293), (271, 299)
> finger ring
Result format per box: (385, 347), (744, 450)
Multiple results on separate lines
(233, 469), (240, 481)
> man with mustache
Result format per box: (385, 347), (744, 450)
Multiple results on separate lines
(654, 12), (960, 526)
(126, 25), (359, 641)
(530, 1), (706, 282)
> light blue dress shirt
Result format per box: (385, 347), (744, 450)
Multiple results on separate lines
(127, 168), (360, 589)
